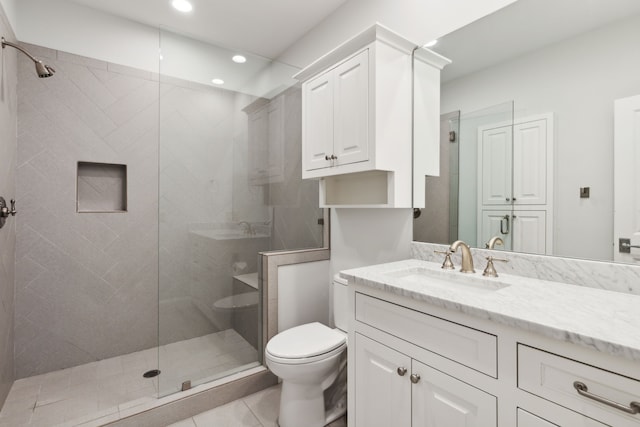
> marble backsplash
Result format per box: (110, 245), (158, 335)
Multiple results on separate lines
(412, 242), (640, 296)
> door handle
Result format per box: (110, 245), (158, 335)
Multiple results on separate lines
(500, 214), (510, 235)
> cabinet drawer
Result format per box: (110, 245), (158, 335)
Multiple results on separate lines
(355, 293), (497, 377)
(518, 345), (640, 426)
(518, 409), (558, 427)
(517, 408), (607, 427)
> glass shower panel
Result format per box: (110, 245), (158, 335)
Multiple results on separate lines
(457, 101), (514, 249)
(157, 29), (319, 397)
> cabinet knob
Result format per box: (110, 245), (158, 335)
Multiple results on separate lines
(506, 197), (511, 202)
(325, 155), (330, 161)
(330, 154), (338, 160)
(397, 367), (407, 376)
(410, 373), (421, 384)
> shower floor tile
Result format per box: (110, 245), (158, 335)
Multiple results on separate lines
(0, 329), (258, 427)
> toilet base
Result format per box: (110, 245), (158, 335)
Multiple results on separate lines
(277, 376), (347, 427)
(279, 380), (325, 427)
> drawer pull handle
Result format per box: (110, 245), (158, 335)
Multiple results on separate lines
(573, 381), (640, 415)
(410, 374), (421, 384)
(397, 367), (407, 376)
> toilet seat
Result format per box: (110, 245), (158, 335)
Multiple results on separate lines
(266, 322), (346, 365)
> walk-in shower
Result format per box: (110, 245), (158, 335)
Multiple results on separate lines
(0, 27), (323, 426)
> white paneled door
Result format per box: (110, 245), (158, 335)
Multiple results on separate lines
(614, 94), (640, 263)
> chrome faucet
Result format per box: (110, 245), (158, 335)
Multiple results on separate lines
(486, 236), (504, 250)
(238, 221), (255, 235)
(449, 240), (475, 273)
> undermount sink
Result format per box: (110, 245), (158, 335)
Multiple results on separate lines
(384, 267), (510, 294)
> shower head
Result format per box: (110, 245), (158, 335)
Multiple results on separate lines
(34, 61), (55, 78)
(1, 37), (55, 78)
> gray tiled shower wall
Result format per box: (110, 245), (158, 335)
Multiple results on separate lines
(15, 44), (161, 379)
(0, 4), (18, 407)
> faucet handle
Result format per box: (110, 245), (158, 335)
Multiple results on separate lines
(434, 250), (455, 270)
(482, 256), (509, 277)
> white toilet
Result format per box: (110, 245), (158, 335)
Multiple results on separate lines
(265, 275), (348, 427)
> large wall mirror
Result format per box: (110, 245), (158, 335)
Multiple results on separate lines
(414, 0), (640, 265)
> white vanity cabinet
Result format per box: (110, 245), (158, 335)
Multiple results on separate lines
(352, 293), (497, 427)
(295, 24), (450, 208)
(348, 279), (640, 427)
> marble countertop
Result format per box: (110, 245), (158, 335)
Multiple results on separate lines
(341, 259), (640, 361)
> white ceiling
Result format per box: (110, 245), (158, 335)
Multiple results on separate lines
(69, 0), (348, 59)
(433, 0), (640, 82)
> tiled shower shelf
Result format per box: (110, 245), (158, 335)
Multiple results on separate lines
(77, 162), (127, 213)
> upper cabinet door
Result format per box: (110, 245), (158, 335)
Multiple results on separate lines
(479, 125), (513, 205)
(303, 71), (334, 171)
(333, 50), (369, 166)
(513, 119), (547, 205)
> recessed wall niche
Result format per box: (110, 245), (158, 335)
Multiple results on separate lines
(77, 162), (127, 213)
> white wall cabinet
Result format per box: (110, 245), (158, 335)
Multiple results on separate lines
(295, 24), (450, 208)
(477, 114), (553, 252)
(348, 284), (640, 427)
(304, 50), (369, 172)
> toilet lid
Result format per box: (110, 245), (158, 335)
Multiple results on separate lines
(266, 322), (346, 359)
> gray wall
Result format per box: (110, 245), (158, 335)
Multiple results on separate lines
(0, 3), (17, 406)
(15, 45), (160, 378)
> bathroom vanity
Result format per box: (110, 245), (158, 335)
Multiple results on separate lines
(342, 259), (640, 427)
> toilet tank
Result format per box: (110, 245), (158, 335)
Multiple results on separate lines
(333, 274), (349, 331)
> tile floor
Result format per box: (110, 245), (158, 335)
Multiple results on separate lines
(0, 330), (258, 427)
(169, 384), (347, 427)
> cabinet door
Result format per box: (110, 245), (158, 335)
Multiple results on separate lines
(411, 360), (497, 427)
(479, 125), (513, 206)
(303, 71), (334, 171)
(513, 119), (547, 205)
(479, 209), (513, 251)
(247, 104), (269, 184)
(355, 333), (411, 427)
(333, 50), (369, 166)
(512, 210), (546, 254)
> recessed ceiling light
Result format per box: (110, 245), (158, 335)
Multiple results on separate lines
(211, 78), (225, 85)
(232, 55), (247, 64)
(423, 39), (438, 48)
(171, 0), (193, 13)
